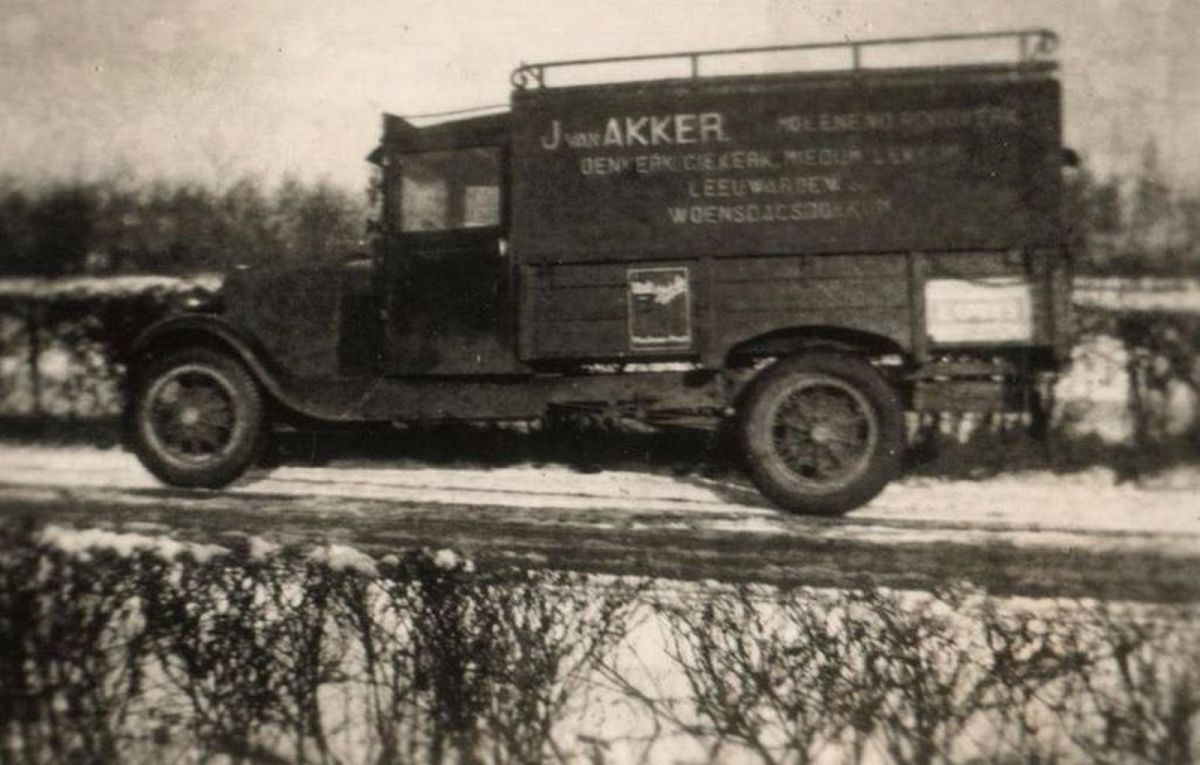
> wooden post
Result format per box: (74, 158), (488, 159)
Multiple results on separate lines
(907, 252), (928, 363)
(26, 300), (42, 417)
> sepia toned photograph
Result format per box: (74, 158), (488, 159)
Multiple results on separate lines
(1, 1), (1198, 761)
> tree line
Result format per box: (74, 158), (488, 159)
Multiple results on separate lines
(1067, 141), (1200, 276)
(0, 175), (369, 276)
(1, 140), (1199, 277)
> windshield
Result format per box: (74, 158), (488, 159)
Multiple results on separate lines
(393, 147), (501, 232)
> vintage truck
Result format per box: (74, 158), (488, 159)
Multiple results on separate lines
(124, 30), (1072, 514)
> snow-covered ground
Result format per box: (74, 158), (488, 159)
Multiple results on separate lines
(1073, 276), (1200, 313)
(0, 444), (1196, 558)
(0, 273), (221, 299)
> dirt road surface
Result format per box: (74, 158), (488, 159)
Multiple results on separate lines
(1, 445), (1197, 600)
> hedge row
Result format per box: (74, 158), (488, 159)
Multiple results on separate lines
(2, 521), (1198, 763)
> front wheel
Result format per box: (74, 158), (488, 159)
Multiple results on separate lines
(129, 348), (265, 488)
(739, 353), (903, 515)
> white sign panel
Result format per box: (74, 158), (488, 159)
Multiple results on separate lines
(925, 278), (1034, 343)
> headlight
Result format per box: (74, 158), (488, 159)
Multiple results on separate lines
(172, 287), (221, 313)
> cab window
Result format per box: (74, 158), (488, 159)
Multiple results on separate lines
(395, 147), (501, 232)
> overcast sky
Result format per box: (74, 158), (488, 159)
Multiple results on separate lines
(2, 0), (1197, 192)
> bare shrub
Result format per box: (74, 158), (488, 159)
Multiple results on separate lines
(332, 553), (644, 764)
(0, 522), (155, 763)
(1066, 602), (1200, 764)
(624, 585), (1116, 765)
(139, 553), (292, 761)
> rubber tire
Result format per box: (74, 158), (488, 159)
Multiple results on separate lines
(739, 353), (903, 515)
(128, 348), (265, 488)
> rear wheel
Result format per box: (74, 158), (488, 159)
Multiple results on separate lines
(739, 353), (903, 515)
(129, 348), (265, 488)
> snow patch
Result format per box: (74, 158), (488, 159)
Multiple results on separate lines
(431, 548), (476, 573)
(0, 273), (222, 299)
(37, 524), (227, 562)
(308, 543), (379, 576)
(2, 446), (1196, 558)
(247, 536), (281, 562)
(36, 347), (73, 380)
(1053, 333), (1134, 443)
(220, 531), (282, 562)
(1073, 278), (1200, 314)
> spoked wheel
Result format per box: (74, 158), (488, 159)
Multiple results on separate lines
(130, 348), (265, 488)
(739, 353), (903, 515)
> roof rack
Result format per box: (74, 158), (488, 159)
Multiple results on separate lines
(511, 29), (1057, 89)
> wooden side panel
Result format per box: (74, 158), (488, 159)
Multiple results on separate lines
(708, 255), (911, 356)
(526, 262), (634, 359)
(524, 253), (914, 362)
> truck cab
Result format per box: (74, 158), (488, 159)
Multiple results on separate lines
(125, 29), (1070, 515)
(371, 114), (522, 375)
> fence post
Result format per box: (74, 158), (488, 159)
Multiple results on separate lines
(26, 300), (42, 417)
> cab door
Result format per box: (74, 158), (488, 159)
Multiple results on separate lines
(381, 145), (522, 375)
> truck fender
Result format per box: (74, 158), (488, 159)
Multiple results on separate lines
(724, 326), (909, 367)
(126, 314), (298, 414)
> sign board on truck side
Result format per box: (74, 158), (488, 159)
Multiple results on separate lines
(512, 69), (1062, 261)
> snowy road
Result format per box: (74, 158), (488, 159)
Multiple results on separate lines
(0, 445), (1197, 599)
